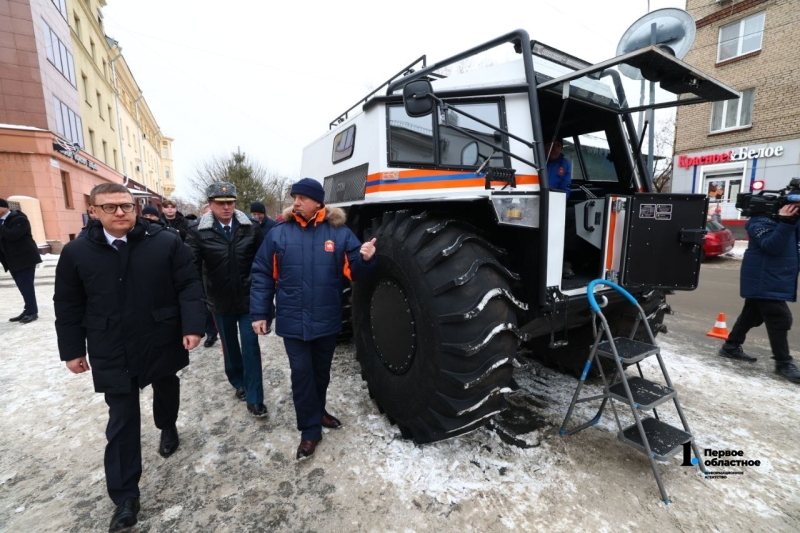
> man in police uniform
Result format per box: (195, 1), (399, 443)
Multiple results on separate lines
(186, 183), (267, 416)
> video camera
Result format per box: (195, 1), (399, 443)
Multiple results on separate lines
(736, 178), (800, 218)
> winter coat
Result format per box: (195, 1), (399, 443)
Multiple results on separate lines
(259, 216), (277, 237)
(250, 206), (376, 340)
(161, 212), (190, 241)
(0, 210), (42, 273)
(186, 210), (264, 315)
(740, 215), (800, 302)
(53, 218), (206, 394)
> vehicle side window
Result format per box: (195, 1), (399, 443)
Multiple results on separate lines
(388, 106), (435, 164)
(332, 125), (356, 164)
(438, 103), (506, 168)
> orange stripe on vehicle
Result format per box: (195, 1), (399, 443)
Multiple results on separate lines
(343, 254), (352, 281)
(605, 197), (617, 270)
(365, 175), (539, 193)
(365, 171), (539, 185)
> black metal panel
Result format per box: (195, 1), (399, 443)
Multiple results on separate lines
(621, 193), (708, 290)
(323, 163), (369, 204)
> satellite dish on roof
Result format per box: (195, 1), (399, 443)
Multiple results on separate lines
(617, 8), (696, 80)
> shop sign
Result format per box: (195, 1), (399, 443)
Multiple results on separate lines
(53, 138), (98, 171)
(678, 145), (784, 169)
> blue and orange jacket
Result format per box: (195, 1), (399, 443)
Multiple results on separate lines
(250, 206), (376, 340)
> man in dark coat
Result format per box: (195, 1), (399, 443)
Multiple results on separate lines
(160, 199), (190, 241)
(186, 182), (267, 416)
(54, 183), (205, 532)
(0, 198), (42, 323)
(720, 201), (800, 383)
(250, 201), (276, 237)
(251, 178), (376, 459)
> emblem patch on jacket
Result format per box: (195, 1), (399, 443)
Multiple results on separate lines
(558, 165), (566, 177)
(324, 240), (335, 252)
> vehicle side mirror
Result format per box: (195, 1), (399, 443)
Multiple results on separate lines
(403, 80), (435, 117)
(461, 142), (479, 166)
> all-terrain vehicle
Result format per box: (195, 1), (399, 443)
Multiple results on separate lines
(300, 29), (737, 443)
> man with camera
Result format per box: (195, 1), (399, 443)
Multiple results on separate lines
(720, 192), (800, 383)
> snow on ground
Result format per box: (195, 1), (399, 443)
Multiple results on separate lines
(0, 266), (798, 531)
(721, 240), (748, 260)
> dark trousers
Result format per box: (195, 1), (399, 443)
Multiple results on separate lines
(284, 335), (337, 441)
(726, 298), (793, 363)
(215, 312), (263, 404)
(205, 309), (218, 337)
(10, 266), (37, 315)
(104, 375), (180, 505)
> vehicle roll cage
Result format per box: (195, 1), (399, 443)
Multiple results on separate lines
(331, 29), (653, 311)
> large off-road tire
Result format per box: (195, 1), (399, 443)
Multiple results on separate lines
(352, 210), (528, 443)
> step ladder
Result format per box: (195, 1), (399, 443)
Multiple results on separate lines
(559, 280), (705, 504)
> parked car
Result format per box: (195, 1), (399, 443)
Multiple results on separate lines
(703, 220), (735, 260)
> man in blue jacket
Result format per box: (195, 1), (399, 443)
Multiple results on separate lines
(720, 203), (800, 383)
(250, 178), (377, 459)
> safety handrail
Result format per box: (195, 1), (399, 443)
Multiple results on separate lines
(587, 279), (638, 312)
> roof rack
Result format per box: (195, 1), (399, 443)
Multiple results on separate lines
(329, 55), (434, 129)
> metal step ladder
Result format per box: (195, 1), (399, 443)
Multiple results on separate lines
(559, 279), (705, 504)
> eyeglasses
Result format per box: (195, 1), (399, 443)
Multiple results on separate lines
(95, 203), (136, 214)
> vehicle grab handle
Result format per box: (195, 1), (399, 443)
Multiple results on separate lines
(583, 200), (596, 232)
(587, 279), (638, 312)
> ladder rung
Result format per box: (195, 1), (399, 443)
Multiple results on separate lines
(597, 337), (659, 363)
(609, 377), (676, 410)
(618, 418), (690, 460)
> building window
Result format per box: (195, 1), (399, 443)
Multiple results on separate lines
(165, 166), (170, 179)
(97, 92), (103, 118)
(90, 39), (96, 61)
(108, 105), (114, 129)
(102, 141), (108, 164)
(52, 96), (83, 147)
(73, 13), (81, 39)
(102, 59), (107, 80)
(51, 0), (67, 19)
(718, 12), (765, 62)
(162, 146), (169, 158)
(61, 171), (73, 208)
(42, 19), (76, 87)
(113, 149), (118, 170)
(81, 74), (89, 102)
(711, 88), (755, 132)
(88, 129), (96, 156)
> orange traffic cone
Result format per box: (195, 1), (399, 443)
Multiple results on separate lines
(707, 313), (729, 340)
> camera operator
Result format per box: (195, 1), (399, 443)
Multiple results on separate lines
(720, 201), (800, 383)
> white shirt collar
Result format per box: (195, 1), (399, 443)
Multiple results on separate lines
(0, 211), (9, 222)
(103, 228), (128, 246)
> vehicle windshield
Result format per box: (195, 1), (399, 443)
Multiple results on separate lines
(706, 220), (725, 232)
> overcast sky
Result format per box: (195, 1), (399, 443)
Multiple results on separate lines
(101, 0), (684, 198)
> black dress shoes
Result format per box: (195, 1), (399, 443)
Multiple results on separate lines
(18, 313), (38, 324)
(159, 426), (179, 458)
(109, 497), (140, 532)
(8, 312), (26, 322)
(203, 333), (217, 348)
(247, 402), (268, 418)
(235, 387), (246, 401)
(296, 437), (322, 460)
(321, 411), (342, 429)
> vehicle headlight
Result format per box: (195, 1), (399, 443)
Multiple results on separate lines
(491, 195), (539, 228)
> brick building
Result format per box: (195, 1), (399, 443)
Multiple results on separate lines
(673, 0), (800, 225)
(0, 0), (172, 246)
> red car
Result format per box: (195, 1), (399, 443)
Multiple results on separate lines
(703, 220), (735, 260)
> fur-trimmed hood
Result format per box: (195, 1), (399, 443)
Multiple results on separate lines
(281, 206), (346, 228)
(197, 209), (252, 230)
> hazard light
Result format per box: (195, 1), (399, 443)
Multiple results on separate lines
(751, 180), (765, 191)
